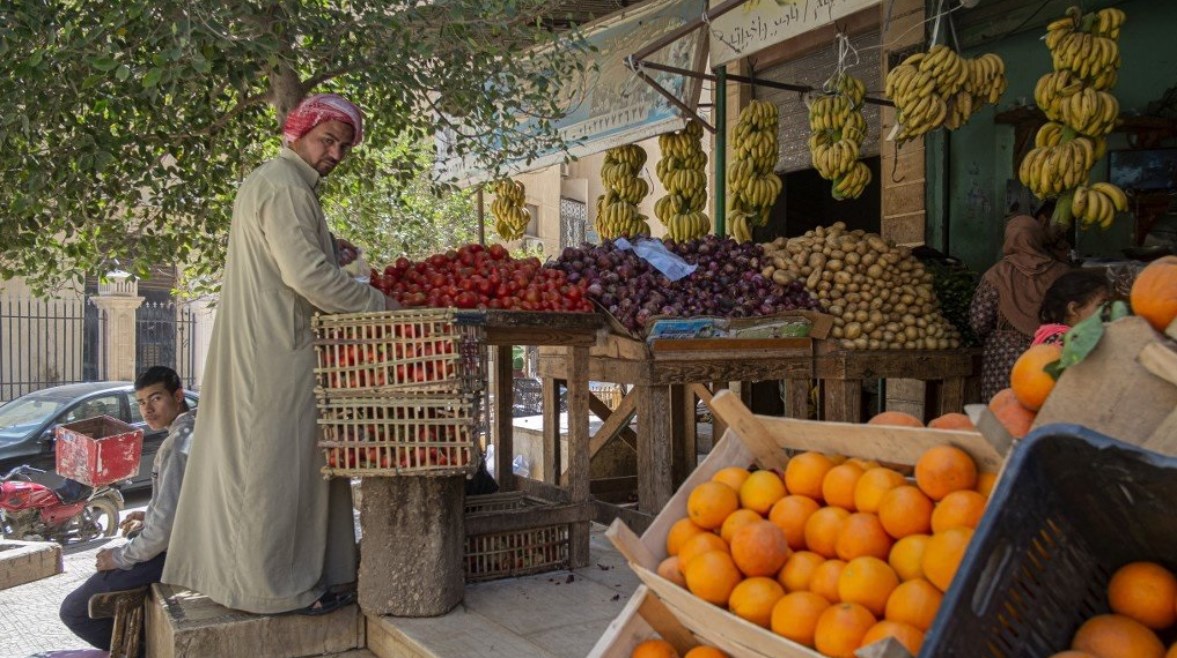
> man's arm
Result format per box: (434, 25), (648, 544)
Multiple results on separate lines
(108, 425), (192, 569)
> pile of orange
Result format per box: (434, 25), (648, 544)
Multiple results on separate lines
(987, 341), (1063, 439)
(630, 639), (727, 658)
(658, 439), (994, 657)
(1047, 561), (1177, 658)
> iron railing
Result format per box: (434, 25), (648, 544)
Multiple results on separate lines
(135, 301), (198, 392)
(0, 296), (102, 402)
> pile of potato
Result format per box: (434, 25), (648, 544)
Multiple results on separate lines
(762, 222), (963, 350)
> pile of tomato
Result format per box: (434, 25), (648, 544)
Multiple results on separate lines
(369, 243), (593, 312)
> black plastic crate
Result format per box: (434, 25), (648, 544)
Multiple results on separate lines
(923, 425), (1177, 657)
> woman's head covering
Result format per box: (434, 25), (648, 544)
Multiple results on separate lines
(282, 94), (364, 146)
(982, 215), (1071, 335)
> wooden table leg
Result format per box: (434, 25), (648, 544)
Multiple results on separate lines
(787, 379), (811, 420)
(711, 381), (730, 443)
(637, 385), (674, 514)
(542, 377), (562, 484)
(937, 377), (967, 416)
(823, 379), (862, 422)
(494, 344), (515, 492)
(566, 345), (591, 568)
(670, 384), (696, 488)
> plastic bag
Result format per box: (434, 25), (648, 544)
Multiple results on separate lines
(512, 454), (531, 478)
(614, 237), (697, 281)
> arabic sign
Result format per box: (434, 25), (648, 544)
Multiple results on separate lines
(709, 0), (879, 67)
(441, 0), (707, 186)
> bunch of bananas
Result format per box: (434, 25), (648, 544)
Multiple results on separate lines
(490, 179), (528, 240)
(885, 45), (1007, 139)
(808, 73), (872, 200)
(1073, 182), (1128, 228)
(1021, 5), (1128, 229)
(595, 144), (650, 239)
(655, 120), (710, 241)
(728, 100), (782, 242)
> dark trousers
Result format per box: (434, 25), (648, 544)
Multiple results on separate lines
(59, 552), (166, 652)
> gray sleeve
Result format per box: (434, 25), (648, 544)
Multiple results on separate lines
(110, 431), (190, 569)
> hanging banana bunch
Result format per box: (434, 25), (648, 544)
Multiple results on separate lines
(808, 73), (872, 201)
(885, 44), (1007, 141)
(1020, 5), (1127, 229)
(728, 99), (782, 243)
(595, 144), (650, 239)
(654, 120), (710, 241)
(490, 179), (528, 240)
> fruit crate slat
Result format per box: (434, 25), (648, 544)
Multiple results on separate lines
(317, 394), (479, 478)
(464, 492), (594, 583)
(312, 308), (486, 398)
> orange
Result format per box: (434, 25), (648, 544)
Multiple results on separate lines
(731, 521), (791, 577)
(915, 445), (978, 501)
(631, 638), (678, 658)
(810, 559), (847, 603)
(657, 556), (687, 587)
(878, 485), (934, 539)
(720, 509), (763, 545)
(930, 490), (987, 533)
(1072, 614), (1165, 658)
(813, 602), (877, 658)
(1169, 645), (1177, 658)
(988, 387), (1019, 411)
(861, 620), (924, 654)
(778, 551), (825, 592)
(739, 470), (787, 515)
(867, 411), (925, 427)
(805, 506), (851, 558)
(847, 457), (882, 471)
(677, 533), (729, 572)
(989, 388), (1037, 438)
(822, 463), (866, 511)
(922, 527), (973, 592)
(837, 556), (900, 617)
(770, 591), (830, 647)
(728, 576), (785, 628)
(835, 513), (894, 561)
(1108, 561), (1177, 630)
(682, 648), (727, 658)
(928, 412), (975, 430)
(683, 550), (743, 606)
(888, 534), (932, 582)
(976, 472), (998, 497)
(1048, 652), (1098, 658)
(884, 578), (942, 631)
(1010, 344), (1063, 411)
(687, 481), (739, 530)
(768, 495), (821, 550)
(785, 452), (836, 501)
(854, 468), (907, 513)
(711, 466), (752, 493)
(1130, 255), (1177, 333)
(667, 518), (707, 556)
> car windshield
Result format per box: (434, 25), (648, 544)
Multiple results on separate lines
(0, 396), (65, 437)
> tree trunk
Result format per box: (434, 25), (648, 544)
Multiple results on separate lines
(357, 476), (465, 617)
(268, 62), (305, 125)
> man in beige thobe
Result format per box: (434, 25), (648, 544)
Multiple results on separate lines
(163, 94), (395, 614)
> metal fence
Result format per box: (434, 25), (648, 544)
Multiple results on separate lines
(135, 301), (198, 391)
(0, 296), (105, 402)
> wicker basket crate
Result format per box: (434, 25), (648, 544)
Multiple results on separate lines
(318, 394), (479, 477)
(312, 309), (485, 398)
(464, 492), (574, 582)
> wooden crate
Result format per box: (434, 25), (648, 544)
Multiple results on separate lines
(55, 415), (143, 487)
(606, 390), (1006, 658)
(587, 585), (707, 658)
(463, 491), (593, 582)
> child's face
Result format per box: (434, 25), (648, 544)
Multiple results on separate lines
(1065, 292), (1108, 326)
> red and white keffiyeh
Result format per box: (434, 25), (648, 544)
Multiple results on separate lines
(282, 94), (364, 146)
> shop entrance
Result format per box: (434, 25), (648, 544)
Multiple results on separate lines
(753, 156), (883, 243)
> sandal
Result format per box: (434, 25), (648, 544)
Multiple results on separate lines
(294, 590), (355, 616)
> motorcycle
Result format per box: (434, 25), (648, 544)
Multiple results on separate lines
(0, 465), (123, 544)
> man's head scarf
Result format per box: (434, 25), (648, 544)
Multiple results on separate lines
(282, 94), (364, 146)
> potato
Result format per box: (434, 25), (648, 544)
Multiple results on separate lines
(772, 270), (793, 286)
(861, 252), (877, 266)
(827, 259), (844, 272)
(828, 305), (845, 317)
(829, 288), (843, 300)
(832, 326), (844, 339)
(853, 310), (869, 323)
(869, 339), (882, 350)
(937, 338), (951, 350)
(904, 326), (920, 340)
(882, 330), (895, 342)
(809, 252), (827, 268)
(833, 271), (852, 285)
(844, 252), (861, 266)
(818, 281), (832, 292)
(844, 322), (863, 339)
(866, 264), (884, 279)
(862, 321), (876, 334)
(801, 265), (812, 276)
(806, 269), (822, 289)
(902, 315), (916, 327)
(853, 337), (869, 350)
(847, 283), (860, 293)
(916, 317), (928, 329)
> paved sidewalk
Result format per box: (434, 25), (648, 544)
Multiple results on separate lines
(1, 495), (148, 658)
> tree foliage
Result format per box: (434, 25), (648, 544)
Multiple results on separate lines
(0, 1), (591, 295)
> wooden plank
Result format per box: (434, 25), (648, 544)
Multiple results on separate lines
(936, 377), (967, 416)
(464, 502), (594, 537)
(787, 379), (812, 420)
(494, 344), (515, 492)
(516, 476), (572, 503)
(366, 608), (557, 658)
(569, 392), (638, 486)
(589, 389), (639, 448)
(814, 348), (979, 380)
(824, 379), (863, 423)
(882, 180), (927, 217)
(586, 586), (661, 658)
(591, 333), (650, 361)
(542, 377), (562, 484)
(636, 588), (701, 656)
(637, 385), (675, 514)
(1139, 341), (1177, 386)
(593, 500), (654, 534)
(590, 476), (638, 501)
(567, 344), (592, 569)
(706, 391), (790, 473)
(689, 383), (713, 407)
(606, 518), (659, 571)
(648, 337), (812, 355)
(673, 384), (698, 489)
(482, 326), (598, 346)
(647, 359), (812, 385)
(711, 382), (730, 441)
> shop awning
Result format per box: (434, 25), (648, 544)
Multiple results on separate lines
(707, 0), (881, 68)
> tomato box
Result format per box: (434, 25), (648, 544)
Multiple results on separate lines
(55, 415), (143, 487)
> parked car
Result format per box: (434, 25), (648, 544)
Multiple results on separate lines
(0, 381), (198, 491)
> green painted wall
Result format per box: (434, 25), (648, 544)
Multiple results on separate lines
(938, 0), (1177, 272)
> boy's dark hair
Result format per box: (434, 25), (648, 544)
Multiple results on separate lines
(134, 365), (183, 393)
(1039, 269), (1109, 324)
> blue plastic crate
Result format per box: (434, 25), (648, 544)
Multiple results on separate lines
(922, 425), (1177, 656)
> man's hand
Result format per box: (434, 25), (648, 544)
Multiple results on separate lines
(119, 511), (145, 537)
(384, 295), (401, 311)
(337, 238), (360, 266)
(95, 548), (118, 572)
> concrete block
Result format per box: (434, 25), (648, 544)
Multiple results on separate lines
(145, 583), (363, 658)
(0, 539), (63, 591)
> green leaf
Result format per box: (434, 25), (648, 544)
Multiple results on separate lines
(115, 64), (131, 81)
(90, 55), (118, 72)
(1056, 310), (1107, 374)
(1107, 300), (1131, 322)
(142, 67), (162, 87)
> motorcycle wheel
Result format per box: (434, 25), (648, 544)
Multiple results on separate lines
(86, 497), (120, 539)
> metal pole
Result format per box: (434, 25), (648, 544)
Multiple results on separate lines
(641, 61), (895, 108)
(477, 186), (486, 245)
(714, 66), (727, 238)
